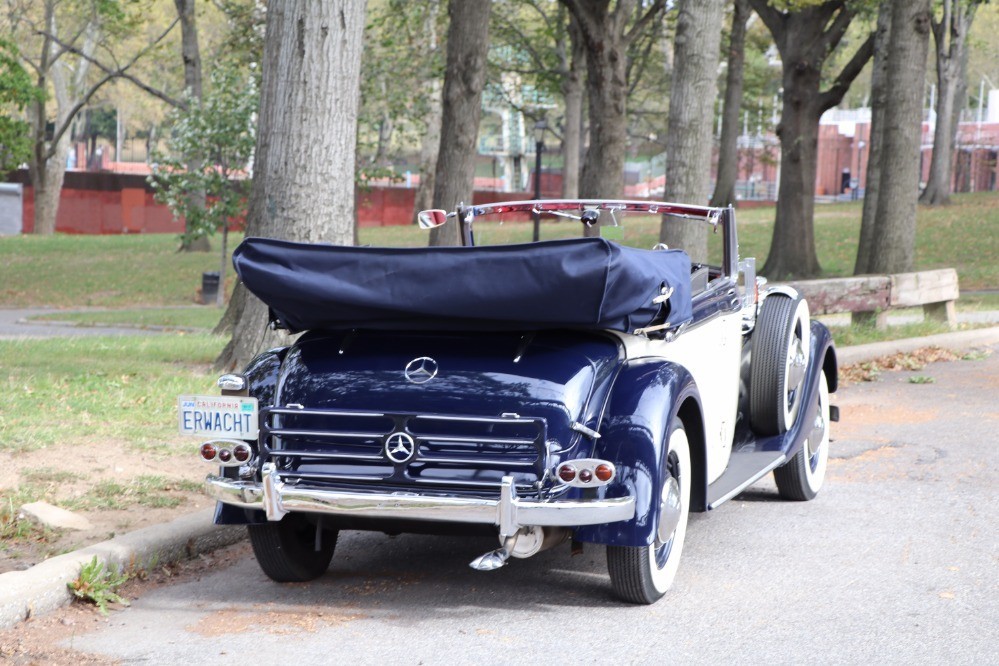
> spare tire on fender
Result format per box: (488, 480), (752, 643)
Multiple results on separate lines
(749, 292), (811, 436)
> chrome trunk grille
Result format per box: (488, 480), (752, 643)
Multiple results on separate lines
(259, 406), (548, 495)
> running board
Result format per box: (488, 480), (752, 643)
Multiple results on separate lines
(706, 450), (786, 510)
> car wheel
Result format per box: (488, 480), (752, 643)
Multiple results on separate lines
(774, 370), (830, 501)
(607, 423), (691, 604)
(248, 513), (338, 582)
(750, 293), (811, 435)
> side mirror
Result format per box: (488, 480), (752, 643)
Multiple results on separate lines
(417, 209), (448, 229)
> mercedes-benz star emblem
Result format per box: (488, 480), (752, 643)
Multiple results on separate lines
(384, 432), (416, 464)
(404, 356), (439, 384)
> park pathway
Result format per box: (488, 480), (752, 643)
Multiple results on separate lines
(0, 308), (162, 339)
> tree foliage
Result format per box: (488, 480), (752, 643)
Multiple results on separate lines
(358, 0), (445, 171)
(149, 64), (257, 246)
(0, 38), (42, 172)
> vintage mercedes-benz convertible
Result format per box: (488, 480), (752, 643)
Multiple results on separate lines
(179, 200), (837, 604)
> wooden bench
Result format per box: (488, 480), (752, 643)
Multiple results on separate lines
(783, 268), (960, 329)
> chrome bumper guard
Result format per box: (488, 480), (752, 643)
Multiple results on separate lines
(206, 464), (635, 537)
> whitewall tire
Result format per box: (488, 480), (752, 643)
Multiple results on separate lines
(607, 423), (691, 604)
(774, 370), (830, 501)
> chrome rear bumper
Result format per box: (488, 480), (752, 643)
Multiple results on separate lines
(206, 464), (634, 537)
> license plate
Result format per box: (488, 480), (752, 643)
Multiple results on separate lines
(178, 395), (258, 439)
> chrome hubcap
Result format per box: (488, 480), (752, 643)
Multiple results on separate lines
(657, 476), (682, 546)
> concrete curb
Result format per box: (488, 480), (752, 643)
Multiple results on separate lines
(0, 509), (244, 631)
(836, 325), (999, 365)
(2, 326), (997, 631)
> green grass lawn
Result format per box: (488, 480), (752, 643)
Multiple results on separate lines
(0, 234), (241, 308)
(0, 333), (226, 453)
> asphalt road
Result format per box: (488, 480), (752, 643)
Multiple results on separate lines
(58, 345), (999, 664)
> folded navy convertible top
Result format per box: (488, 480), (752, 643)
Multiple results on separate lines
(233, 236), (692, 334)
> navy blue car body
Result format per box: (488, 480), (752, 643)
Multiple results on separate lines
(195, 200), (837, 604)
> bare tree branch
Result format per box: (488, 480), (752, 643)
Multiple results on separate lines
(36, 16), (186, 115)
(41, 16), (182, 159)
(626, 23), (658, 96)
(818, 30), (875, 113)
(747, 0), (786, 40)
(817, 4), (855, 57)
(624, 0), (666, 45)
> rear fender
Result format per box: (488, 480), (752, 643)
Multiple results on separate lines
(782, 321), (837, 459)
(574, 359), (701, 548)
(213, 347), (287, 526)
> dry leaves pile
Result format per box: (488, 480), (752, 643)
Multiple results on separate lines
(839, 346), (991, 385)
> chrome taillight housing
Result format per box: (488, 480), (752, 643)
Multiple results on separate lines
(199, 439), (254, 467)
(554, 458), (616, 488)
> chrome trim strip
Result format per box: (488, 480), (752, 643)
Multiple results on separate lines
(412, 414), (538, 425)
(416, 456), (536, 467)
(407, 477), (532, 488)
(281, 471), (531, 490)
(417, 435), (536, 445)
(207, 471), (635, 534)
(269, 429), (387, 439)
(706, 454), (787, 510)
(269, 450), (384, 461)
(280, 471), (391, 482)
(269, 408), (387, 418)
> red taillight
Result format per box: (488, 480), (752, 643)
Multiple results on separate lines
(218, 448), (232, 463)
(595, 464), (613, 482)
(200, 443), (217, 461)
(233, 444), (251, 462)
(579, 469), (593, 483)
(558, 465), (576, 483)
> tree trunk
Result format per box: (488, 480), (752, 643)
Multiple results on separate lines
(175, 0), (210, 252)
(28, 134), (69, 235)
(710, 0), (750, 209)
(411, 79), (442, 224)
(410, 1), (443, 226)
(765, 72), (824, 279)
(868, 0), (932, 274)
(214, 0), (366, 371)
(660, 0), (726, 263)
(29, 2), (95, 235)
(577, 11), (630, 200)
(428, 0), (491, 247)
(560, 12), (585, 199)
(919, 0), (977, 206)
(854, 1), (893, 275)
(175, 0), (203, 101)
(749, 0), (875, 279)
(560, 0), (665, 238)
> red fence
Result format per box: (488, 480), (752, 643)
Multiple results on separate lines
(13, 171), (181, 234)
(9, 170), (551, 234)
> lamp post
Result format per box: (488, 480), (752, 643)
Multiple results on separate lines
(855, 140), (866, 200)
(532, 119), (547, 242)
